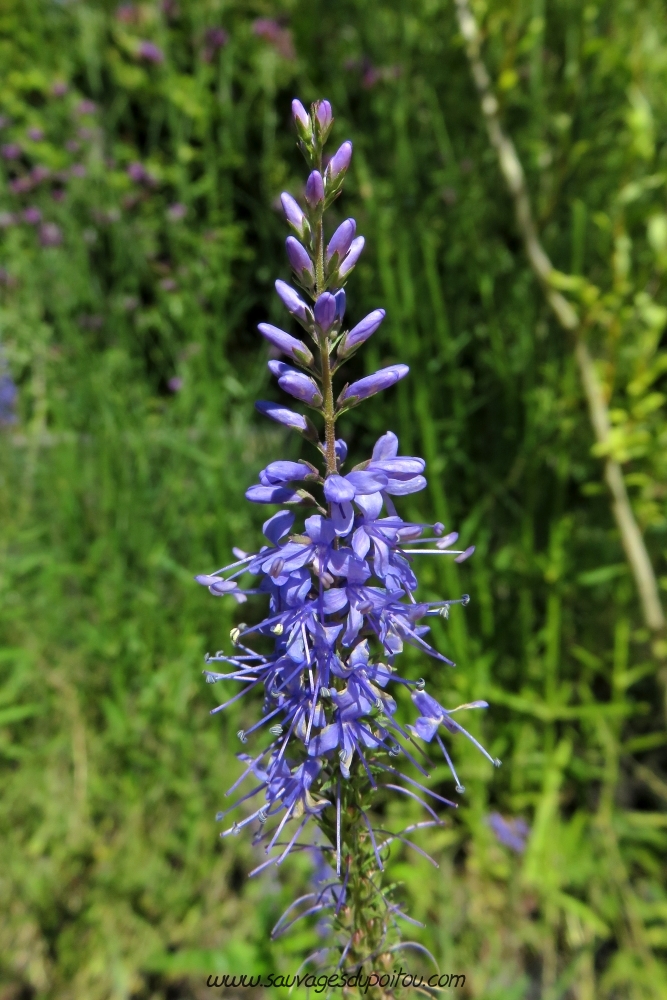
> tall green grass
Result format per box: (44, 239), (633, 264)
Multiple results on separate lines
(1, 1), (667, 997)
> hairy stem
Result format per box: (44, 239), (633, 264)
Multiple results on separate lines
(313, 169), (337, 477)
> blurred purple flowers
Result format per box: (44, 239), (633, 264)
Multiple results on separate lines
(253, 18), (295, 61)
(203, 27), (228, 62)
(137, 41), (164, 64)
(487, 813), (529, 853)
(167, 202), (187, 221)
(39, 223), (62, 247)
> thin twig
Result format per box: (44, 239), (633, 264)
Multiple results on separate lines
(454, 0), (665, 632)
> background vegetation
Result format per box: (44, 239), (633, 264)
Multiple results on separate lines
(1, 0), (667, 997)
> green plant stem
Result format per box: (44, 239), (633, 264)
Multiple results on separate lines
(313, 170), (337, 477)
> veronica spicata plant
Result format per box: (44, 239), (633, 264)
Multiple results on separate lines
(197, 99), (499, 987)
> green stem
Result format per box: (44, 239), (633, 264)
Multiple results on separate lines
(313, 155), (337, 477)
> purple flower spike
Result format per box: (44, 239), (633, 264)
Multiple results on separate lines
(339, 309), (386, 355)
(326, 141), (352, 182)
(258, 323), (314, 366)
(275, 280), (312, 326)
(339, 364), (409, 406)
(326, 219), (356, 265)
(314, 293), (337, 333)
(138, 41), (164, 63)
(305, 170), (325, 208)
(279, 370), (323, 407)
(339, 236), (365, 278)
(281, 193), (308, 238)
(255, 400), (308, 433)
(285, 236), (315, 286)
(314, 100), (333, 132)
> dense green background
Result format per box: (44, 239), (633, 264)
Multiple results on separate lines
(1, 1), (667, 997)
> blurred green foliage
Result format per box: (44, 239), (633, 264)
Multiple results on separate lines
(1, 0), (667, 997)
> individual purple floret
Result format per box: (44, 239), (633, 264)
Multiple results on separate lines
(196, 96), (496, 955)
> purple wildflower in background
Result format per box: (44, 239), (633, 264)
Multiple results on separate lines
(51, 81), (68, 97)
(39, 223), (62, 247)
(168, 377), (183, 392)
(31, 166), (50, 184)
(27, 127), (44, 142)
(23, 207), (42, 225)
(9, 178), (32, 195)
(1, 144), (21, 160)
(115, 4), (137, 23)
(252, 18), (296, 60)
(127, 162), (149, 183)
(167, 202), (187, 221)
(76, 100), (97, 116)
(138, 41), (164, 64)
(196, 97), (498, 958)
(203, 27), (228, 62)
(487, 813), (529, 853)
(0, 352), (17, 425)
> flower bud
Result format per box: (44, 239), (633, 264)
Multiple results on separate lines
(314, 292), (337, 333)
(258, 323), (314, 365)
(255, 400), (308, 432)
(285, 237), (315, 287)
(305, 170), (324, 208)
(326, 219), (356, 265)
(279, 370), (323, 407)
(325, 141), (352, 183)
(338, 309), (385, 355)
(314, 100), (333, 133)
(280, 193), (309, 239)
(292, 99), (312, 140)
(338, 364), (409, 406)
(274, 280), (312, 326)
(338, 236), (365, 278)
(334, 290), (346, 323)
